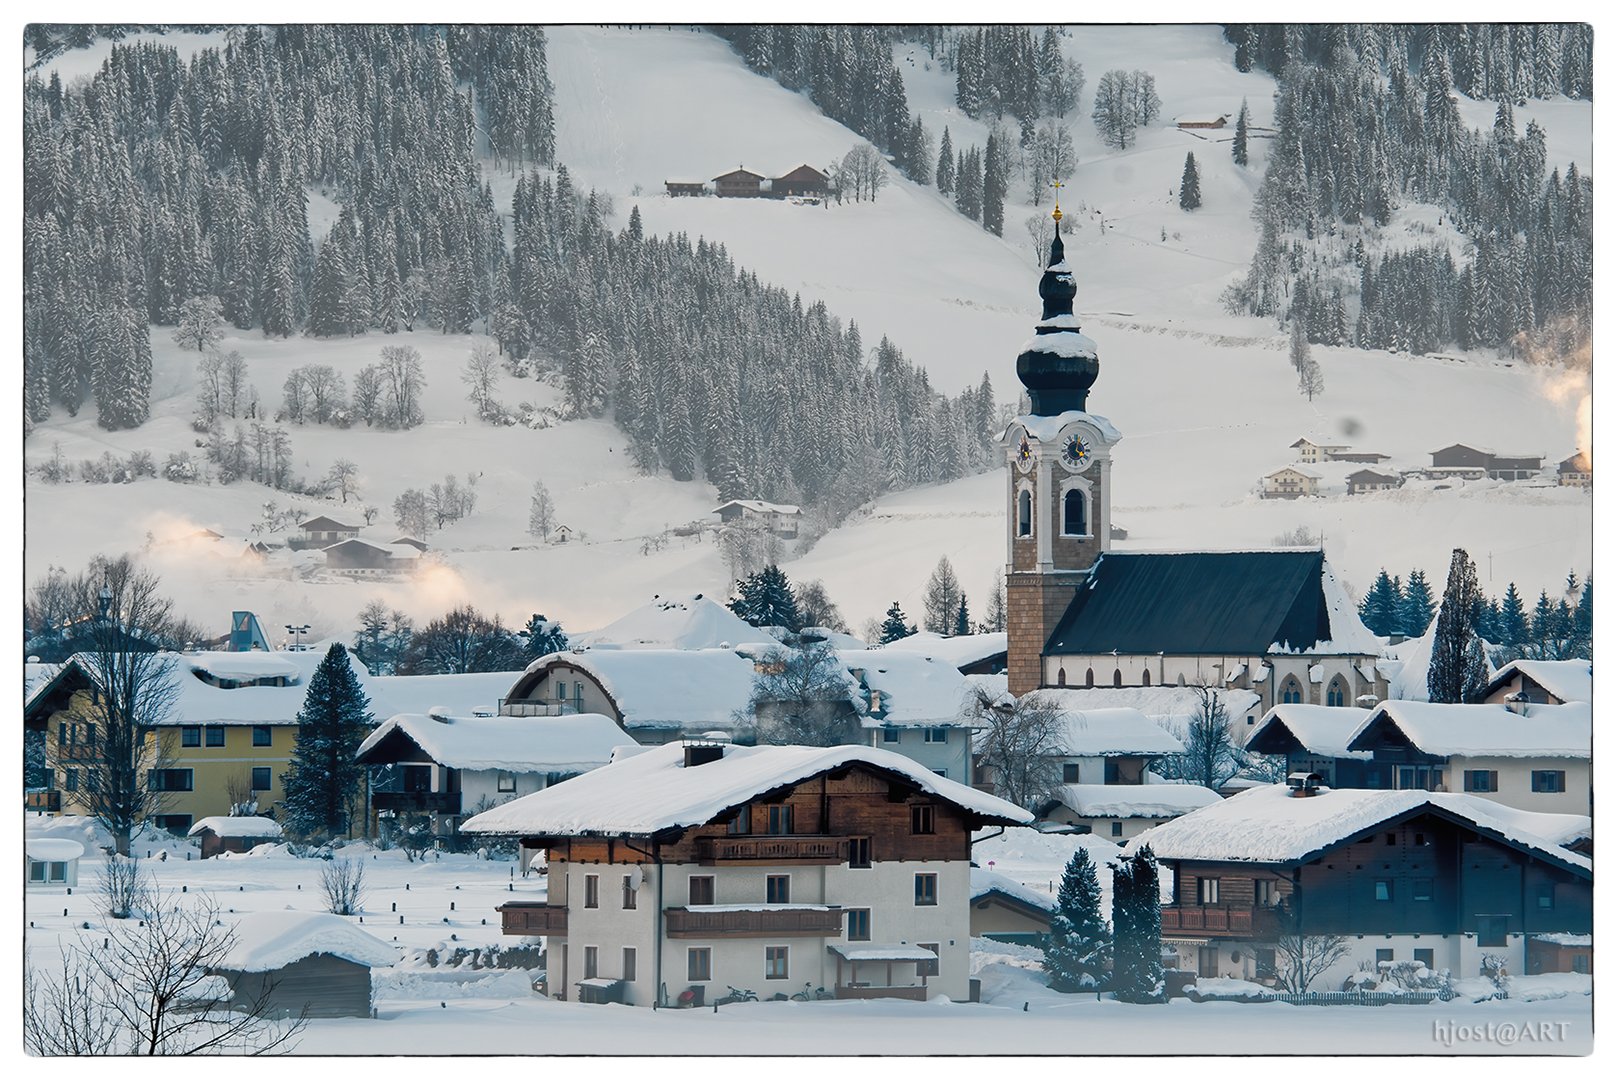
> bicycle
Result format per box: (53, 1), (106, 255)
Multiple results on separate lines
(715, 985), (758, 1005)
(789, 982), (832, 1001)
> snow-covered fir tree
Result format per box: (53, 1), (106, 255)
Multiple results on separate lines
(1111, 846), (1166, 1003)
(1043, 848), (1111, 992)
(730, 565), (804, 631)
(878, 602), (913, 644)
(1428, 548), (1489, 703)
(279, 644), (373, 839)
(1179, 152), (1202, 211)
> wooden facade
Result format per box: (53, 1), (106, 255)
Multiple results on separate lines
(216, 952), (374, 1019)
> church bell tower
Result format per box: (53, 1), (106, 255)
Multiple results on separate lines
(1003, 202), (1120, 697)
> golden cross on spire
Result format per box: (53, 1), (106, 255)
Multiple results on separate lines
(1051, 179), (1063, 222)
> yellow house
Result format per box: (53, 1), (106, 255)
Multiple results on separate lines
(25, 647), (377, 836)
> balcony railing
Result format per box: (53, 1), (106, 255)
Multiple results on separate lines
(1160, 904), (1282, 938)
(499, 699), (581, 717)
(26, 791), (62, 812)
(372, 790), (461, 815)
(695, 835), (845, 864)
(664, 906), (845, 938)
(497, 901), (567, 936)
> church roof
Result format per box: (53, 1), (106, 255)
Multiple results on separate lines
(1045, 550), (1348, 657)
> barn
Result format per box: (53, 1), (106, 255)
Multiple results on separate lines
(188, 816), (284, 859)
(211, 911), (399, 1018)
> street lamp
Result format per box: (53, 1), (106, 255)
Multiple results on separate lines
(285, 624), (311, 651)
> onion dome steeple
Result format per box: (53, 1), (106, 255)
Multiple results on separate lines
(1016, 198), (1099, 416)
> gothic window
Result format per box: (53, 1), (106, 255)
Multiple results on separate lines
(1058, 667), (1067, 686)
(1085, 668), (1095, 687)
(1280, 677), (1303, 704)
(1326, 677), (1348, 707)
(1063, 489), (1087, 536)
(1141, 669), (1151, 686)
(1113, 669), (1123, 688)
(1017, 488), (1033, 537)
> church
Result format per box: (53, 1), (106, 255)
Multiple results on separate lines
(1000, 206), (1386, 716)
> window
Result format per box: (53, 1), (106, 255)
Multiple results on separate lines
(623, 948), (637, 982)
(688, 948), (711, 981)
(1062, 763), (1080, 784)
(84, 723), (96, 748)
(1414, 832), (1428, 847)
(87, 771), (100, 792)
(766, 805), (793, 835)
(1412, 878), (1433, 902)
(882, 727), (901, 743)
(1477, 917), (1508, 948)
(1386, 832), (1397, 846)
(205, 726), (225, 747)
(1197, 877), (1220, 905)
(1198, 946), (1221, 978)
(1063, 489), (1087, 535)
(497, 773), (516, 793)
(847, 909), (871, 941)
(1110, 821), (1123, 837)
(924, 727), (948, 743)
(1141, 669), (1150, 686)
(251, 767), (271, 791)
(1326, 679), (1347, 708)
(766, 875), (790, 904)
(1255, 948), (1277, 977)
(1534, 884), (1555, 910)
(1532, 771), (1566, 793)
(622, 874), (638, 910)
(28, 862), (45, 883)
(1464, 770), (1498, 793)
(1375, 949), (1394, 964)
(584, 874), (600, 909)
(1017, 489), (1032, 537)
(1414, 949), (1434, 968)
(148, 768), (193, 792)
(766, 947), (789, 980)
(689, 876), (715, 906)
(911, 805), (935, 834)
(1256, 880), (1279, 906)
(63, 768), (78, 792)
(1280, 678), (1303, 704)
(1374, 880), (1393, 901)
(1085, 668), (1095, 688)
(1112, 669), (1123, 688)
(181, 726), (201, 747)
(1572, 955), (1589, 974)
(727, 806), (752, 835)
(252, 726), (272, 747)
(584, 946), (598, 980)
(918, 943), (940, 977)
(914, 873), (937, 906)
(848, 837), (871, 869)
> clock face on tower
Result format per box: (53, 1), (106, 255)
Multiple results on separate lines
(1061, 434), (1092, 470)
(1015, 437), (1033, 470)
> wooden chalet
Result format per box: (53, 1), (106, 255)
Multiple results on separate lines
(297, 516), (360, 548)
(713, 168), (765, 198)
(1481, 659), (1592, 707)
(773, 164), (830, 197)
(188, 816), (283, 859)
(1558, 452), (1591, 487)
(665, 179), (706, 197)
(1262, 466), (1321, 499)
(462, 741), (1031, 1005)
(1134, 781), (1592, 985)
(1347, 468), (1400, 494)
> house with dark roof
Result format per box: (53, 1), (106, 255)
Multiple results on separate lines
(1558, 452), (1591, 487)
(1482, 659), (1592, 706)
(712, 168), (764, 197)
(1242, 704), (1376, 789)
(772, 164), (830, 197)
(297, 516), (359, 547)
(1346, 468), (1401, 494)
(969, 868), (1056, 945)
(1040, 550), (1385, 714)
(1128, 783), (1592, 985)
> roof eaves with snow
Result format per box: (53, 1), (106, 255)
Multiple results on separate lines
(1347, 701), (1591, 759)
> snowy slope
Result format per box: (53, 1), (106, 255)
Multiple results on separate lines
(19, 25), (1594, 645)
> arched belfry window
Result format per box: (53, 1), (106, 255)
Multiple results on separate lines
(1281, 677), (1303, 704)
(1063, 489), (1087, 536)
(1017, 489), (1033, 537)
(1327, 677), (1348, 708)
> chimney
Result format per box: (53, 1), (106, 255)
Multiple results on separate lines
(684, 744), (723, 768)
(1286, 772), (1322, 797)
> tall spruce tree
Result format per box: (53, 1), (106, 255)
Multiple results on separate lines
(1427, 549), (1489, 703)
(1233, 98), (1250, 166)
(280, 643), (373, 839)
(879, 602), (913, 644)
(1358, 569), (1403, 637)
(1043, 848), (1111, 991)
(1179, 152), (1203, 210)
(1111, 846), (1165, 1003)
(730, 565), (804, 631)
(1401, 569), (1436, 635)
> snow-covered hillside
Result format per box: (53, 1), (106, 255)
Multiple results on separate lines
(21, 25), (1593, 645)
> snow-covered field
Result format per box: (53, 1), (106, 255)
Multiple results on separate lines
(23, 815), (1594, 1057)
(18, 25), (1594, 646)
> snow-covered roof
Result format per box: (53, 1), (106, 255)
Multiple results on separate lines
(186, 651), (302, 681)
(187, 816), (283, 839)
(460, 741), (1032, 837)
(873, 631), (1007, 670)
(511, 649), (761, 732)
(1007, 409), (1122, 445)
(215, 910), (400, 972)
(1267, 466), (1323, 480)
(573, 593), (771, 651)
(1245, 704), (1376, 759)
(712, 499), (801, 516)
(1532, 934), (1592, 947)
(1017, 332), (1099, 363)
(1347, 700), (1590, 759)
(970, 868), (1058, 912)
(367, 670), (528, 719)
(842, 649), (978, 727)
(1485, 659), (1592, 704)
(1122, 784), (1591, 876)
(828, 942), (938, 963)
(1047, 706), (1183, 756)
(25, 838), (85, 862)
(1026, 686), (1264, 726)
(1044, 783), (1222, 819)
(356, 712), (636, 772)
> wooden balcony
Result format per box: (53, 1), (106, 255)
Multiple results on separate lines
(1160, 904), (1282, 939)
(694, 835), (845, 865)
(664, 906), (845, 939)
(497, 901), (567, 936)
(372, 790), (461, 815)
(26, 791), (61, 812)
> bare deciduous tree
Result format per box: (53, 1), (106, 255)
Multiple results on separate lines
(970, 686), (1066, 810)
(1154, 686), (1243, 791)
(1268, 927), (1352, 993)
(748, 642), (859, 747)
(320, 859), (368, 916)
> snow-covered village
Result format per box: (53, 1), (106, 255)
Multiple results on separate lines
(18, 21), (1597, 1060)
